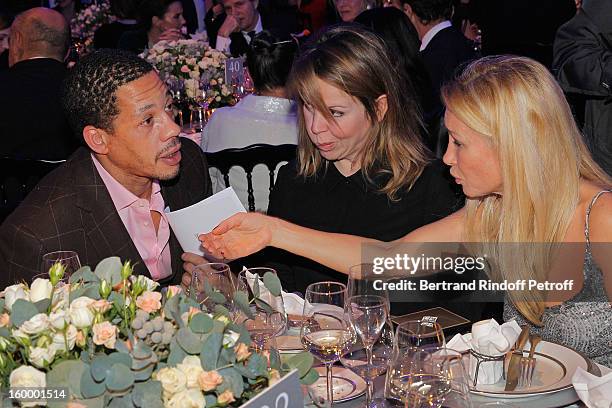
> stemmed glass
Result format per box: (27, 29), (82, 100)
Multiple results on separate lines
(392, 347), (472, 408)
(190, 79), (211, 133)
(39, 250), (81, 281)
(235, 267), (287, 352)
(189, 263), (235, 312)
(301, 282), (354, 405)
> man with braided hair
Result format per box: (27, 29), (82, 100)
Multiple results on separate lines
(0, 49), (212, 288)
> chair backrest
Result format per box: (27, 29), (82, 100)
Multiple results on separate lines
(0, 157), (65, 223)
(205, 144), (297, 212)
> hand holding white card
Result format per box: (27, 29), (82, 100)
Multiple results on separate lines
(165, 187), (246, 255)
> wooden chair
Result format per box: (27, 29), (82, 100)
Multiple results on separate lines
(205, 144), (297, 212)
(0, 157), (64, 223)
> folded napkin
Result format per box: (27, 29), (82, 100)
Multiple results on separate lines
(243, 269), (308, 315)
(447, 319), (522, 385)
(572, 367), (612, 408)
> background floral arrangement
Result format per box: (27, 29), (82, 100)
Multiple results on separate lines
(140, 39), (237, 109)
(0, 258), (317, 407)
(70, 0), (116, 56)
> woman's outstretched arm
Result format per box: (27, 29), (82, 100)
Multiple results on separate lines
(199, 209), (465, 275)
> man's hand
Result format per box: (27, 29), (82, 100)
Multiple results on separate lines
(181, 252), (208, 290)
(218, 15), (240, 37)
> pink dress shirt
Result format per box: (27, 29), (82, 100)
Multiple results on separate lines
(92, 155), (172, 280)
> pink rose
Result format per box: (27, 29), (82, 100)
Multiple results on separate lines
(136, 291), (162, 313)
(92, 321), (117, 349)
(180, 65), (190, 73)
(234, 343), (251, 362)
(198, 370), (223, 392)
(90, 299), (112, 314)
(166, 285), (182, 298)
(0, 313), (9, 327)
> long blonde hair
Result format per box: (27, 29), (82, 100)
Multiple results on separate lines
(288, 25), (429, 200)
(442, 56), (611, 324)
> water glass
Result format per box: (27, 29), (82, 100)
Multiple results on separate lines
(189, 263), (235, 312)
(40, 250), (81, 280)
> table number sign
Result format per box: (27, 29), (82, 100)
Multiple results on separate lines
(225, 57), (245, 87)
(240, 369), (304, 408)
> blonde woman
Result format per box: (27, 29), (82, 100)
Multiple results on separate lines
(192, 55), (612, 365)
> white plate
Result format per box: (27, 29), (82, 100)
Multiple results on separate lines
(309, 366), (366, 403)
(469, 340), (592, 400)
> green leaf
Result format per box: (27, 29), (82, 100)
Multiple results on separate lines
(200, 332), (223, 370)
(47, 360), (87, 399)
(132, 341), (153, 360)
(219, 346), (236, 365)
(254, 298), (274, 314)
(233, 291), (254, 319)
(69, 266), (99, 284)
(246, 353), (267, 377)
(108, 291), (125, 309)
(176, 327), (203, 354)
(81, 365), (106, 399)
(213, 304), (230, 318)
(133, 364), (155, 381)
(108, 352), (132, 368)
(94, 257), (123, 286)
(228, 322), (251, 345)
(286, 352), (314, 377)
(300, 368), (320, 385)
(10, 299), (38, 327)
(167, 338), (188, 366)
(204, 279), (226, 304)
(179, 296), (200, 315)
(69, 286), (87, 303)
(132, 381), (163, 408)
(33, 298), (51, 313)
(0, 327), (9, 339)
(115, 340), (130, 355)
(189, 313), (213, 334)
(82, 283), (102, 300)
(263, 272), (282, 296)
(218, 366), (245, 397)
(163, 293), (180, 319)
(204, 394), (217, 408)
(108, 395), (132, 408)
(91, 355), (113, 382)
(234, 363), (257, 379)
(0, 298), (5, 311)
(269, 348), (282, 371)
(106, 363), (135, 392)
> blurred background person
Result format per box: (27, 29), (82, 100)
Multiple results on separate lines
(202, 31), (299, 211)
(94, 0), (139, 49)
(118, 0), (186, 54)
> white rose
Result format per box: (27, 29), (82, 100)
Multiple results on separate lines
(10, 366), (46, 407)
(222, 330), (239, 348)
(29, 278), (53, 303)
(28, 346), (56, 368)
(69, 297), (95, 328)
(51, 324), (77, 352)
(49, 310), (70, 330)
(177, 356), (205, 389)
(133, 275), (160, 292)
(20, 313), (49, 335)
(3, 284), (28, 311)
(166, 389), (205, 408)
(12, 328), (30, 344)
(154, 367), (187, 398)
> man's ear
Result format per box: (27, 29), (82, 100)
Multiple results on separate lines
(83, 125), (110, 155)
(252, 0), (259, 11)
(403, 3), (414, 19)
(375, 94), (388, 122)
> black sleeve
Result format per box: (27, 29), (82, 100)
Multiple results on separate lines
(420, 160), (463, 226)
(266, 160), (297, 216)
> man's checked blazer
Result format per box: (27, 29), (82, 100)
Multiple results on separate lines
(0, 139), (212, 288)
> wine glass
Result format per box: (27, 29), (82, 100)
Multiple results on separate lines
(39, 250), (81, 281)
(301, 282), (354, 405)
(393, 347), (472, 408)
(189, 263), (235, 312)
(235, 267), (287, 352)
(189, 81), (211, 133)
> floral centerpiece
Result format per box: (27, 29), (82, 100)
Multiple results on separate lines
(0, 258), (317, 407)
(140, 39), (237, 109)
(70, 0), (116, 56)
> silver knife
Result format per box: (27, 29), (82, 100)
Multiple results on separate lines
(505, 326), (530, 391)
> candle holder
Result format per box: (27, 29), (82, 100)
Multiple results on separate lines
(468, 349), (506, 387)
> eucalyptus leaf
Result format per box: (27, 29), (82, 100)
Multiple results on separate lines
(115, 340), (130, 355)
(33, 298), (51, 313)
(0, 298), (4, 311)
(246, 353), (267, 377)
(132, 341), (153, 360)
(91, 355), (113, 382)
(10, 299), (38, 327)
(108, 395), (132, 408)
(233, 363), (256, 380)
(132, 381), (163, 408)
(108, 291), (124, 309)
(204, 394), (217, 408)
(176, 327), (203, 354)
(300, 368), (320, 385)
(228, 322), (251, 345)
(286, 352), (314, 377)
(132, 364), (155, 381)
(106, 363), (135, 392)
(254, 298), (274, 314)
(262, 271), (282, 296)
(218, 366), (245, 397)
(233, 291), (254, 320)
(0, 327), (9, 339)
(213, 304), (230, 318)
(82, 283), (102, 300)
(69, 266), (99, 284)
(108, 352), (132, 368)
(200, 331), (223, 370)
(269, 348), (282, 371)
(167, 338), (188, 366)
(163, 293), (180, 318)
(204, 279), (227, 304)
(94, 257), (123, 286)
(47, 360), (87, 399)
(253, 274), (260, 297)
(69, 286), (87, 303)
(80, 367), (106, 399)
(219, 346), (236, 365)
(189, 313), (213, 334)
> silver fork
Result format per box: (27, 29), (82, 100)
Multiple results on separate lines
(519, 334), (541, 388)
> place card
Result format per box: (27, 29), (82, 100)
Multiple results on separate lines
(225, 57), (244, 86)
(391, 306), (471, 333)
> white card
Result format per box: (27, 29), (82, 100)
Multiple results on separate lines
(165, 187), (246, 255)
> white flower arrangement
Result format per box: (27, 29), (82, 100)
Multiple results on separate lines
(140, 39), (237, 109)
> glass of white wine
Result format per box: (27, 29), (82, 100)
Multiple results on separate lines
(301, 282), (354, 405)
